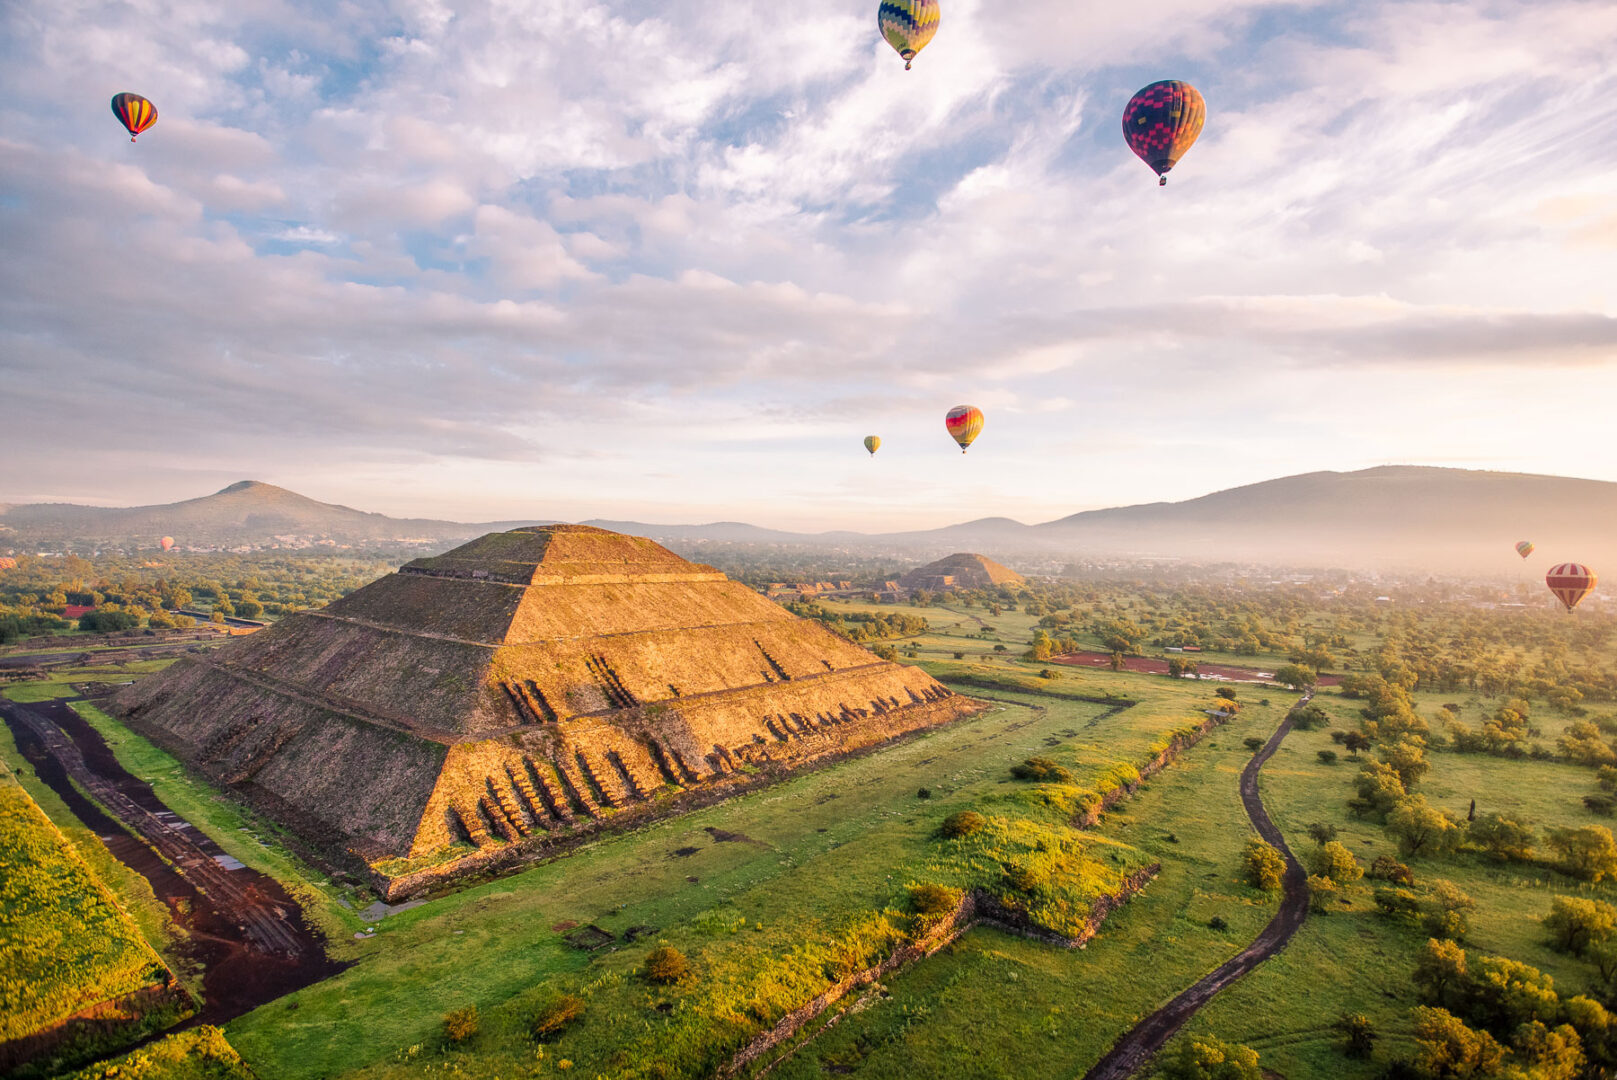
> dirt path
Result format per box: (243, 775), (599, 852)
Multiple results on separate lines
(0, 697), (343, 1022)
(1080, 694), (1312, 1080)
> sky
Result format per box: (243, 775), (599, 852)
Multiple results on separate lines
(3, 0), (1617, 532)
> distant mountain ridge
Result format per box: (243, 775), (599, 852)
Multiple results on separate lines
(4, 467), (1615, 574)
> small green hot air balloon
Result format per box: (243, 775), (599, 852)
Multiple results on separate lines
(864, 436), (882, 456)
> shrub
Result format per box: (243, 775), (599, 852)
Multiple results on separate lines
(1312, 841), (1364, 885)
(953, 652), (965, 660)
(1010, 757), (1072, 783)
(1242, 737), (1264, 751)
(1586, 795), (1616, 817)
(1308, 874), (1338, 914)
(1216, 688), (1238, 701)
(1307, 822), (1339, 845)
(1369, 855), (1415, 886)
(1317, 749), (1338, 765)
(908, 882), (962, 918)
(532, 995), (584, 1041)
(443, 1005), (479, 1044)
(1373, 887), (1422, 919)
(916, 787), (932, 799)
(1160, 1036), (1261, 1080)
(939, 811), (987, 839)
(1208, 916), (1228, 931)
(1244, 839), (1286, 892)
(1038, 668), (1059, 680)
(643, 946), (689, 984)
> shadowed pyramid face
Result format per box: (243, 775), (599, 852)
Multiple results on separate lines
(115, 526), (977, 885)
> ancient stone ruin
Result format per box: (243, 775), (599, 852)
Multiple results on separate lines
(898, 552), (1024, 593)
(113, 526), (977, 892)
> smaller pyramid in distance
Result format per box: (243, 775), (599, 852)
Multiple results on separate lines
(898, 553), (1024, 593)
(115, 526), (978, 894)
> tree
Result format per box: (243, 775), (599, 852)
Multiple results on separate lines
(1547, 826), (1617, 882)
(1342, 731), (1373, 757)
(532, 994), (584, 1040)
(1467, 956), (1560, 1032)
(1467, 814), (1535, 863)
(1159, 1037), (1262, 1080)
(1413, 938), (1468, 1009)
(1317, 749), (1339, 765)
(1307, 822), (1339, 846)
(1333, 1013), (1376, 1060)
(1423, 879), (1475, 941)
(1386, 796), (1462, 858)
(1216, 687), (1238, 702)
(1291, 703), (1330, 731)
(1307, 874), (1339, 914)
(1352, 760), (1407, 819)
(1380, 736), (1431, 789)
(1411, 1007), (1505, 1079)
(1311, 841), (1364, 885)
(1560, 721), (1617, 767)
(1511, 1021), (1585, 1080)
(1244, 838), (1286, 892)
(1275, 664), (1317, 691)
(1543, 896), (1617, 957)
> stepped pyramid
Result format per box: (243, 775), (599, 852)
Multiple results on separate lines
(114, 526), (974, 890)
(898, 552), (1024, 592)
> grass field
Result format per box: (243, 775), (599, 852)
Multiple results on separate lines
(222, 675), (1228, 1080)
(1160, 686), (1617, 1077)
(0, 758), (172, 1045)
(63, 1026), (253, 1080)
(763, 697), (1284, 1079)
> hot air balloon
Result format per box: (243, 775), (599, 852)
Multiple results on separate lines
(0, 557), (16, 571)
(111, 93), (158, 142)
(1122, 80), (1205, 186)
(879, 0), (939, 70)
(864, 436), (882, 456)
(944, 405), (983, 453)
(1546, 563), (1597, 612)
(1516, 541), (1535, 559)
(160, 536), (174, 552)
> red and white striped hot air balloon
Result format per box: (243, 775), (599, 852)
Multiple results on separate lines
(1546, 563), (1597, 612)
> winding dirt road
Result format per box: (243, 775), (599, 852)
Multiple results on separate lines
(1081, 695), (1312, 1080)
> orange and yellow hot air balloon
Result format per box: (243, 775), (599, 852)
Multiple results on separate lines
(0, 557), (17, 571)
(864, 436), (881, 456)
(1122, 80), (1205, 186)
(1546, 562), (1596, 612)
(160, 536), (175, 551)
(111, 93), (158, 142)
(1515, 541), (1534, 559)
(878, 0), (939, 70)
(944, 405), (983, 453)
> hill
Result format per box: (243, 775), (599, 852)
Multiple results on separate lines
(5, 466), (1616, 574)
(0, 481), (540, 550)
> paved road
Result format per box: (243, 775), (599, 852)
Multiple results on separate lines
(1081, 694), (1313, 1080)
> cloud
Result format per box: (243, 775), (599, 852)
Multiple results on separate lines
(3, 0), (1617, 524)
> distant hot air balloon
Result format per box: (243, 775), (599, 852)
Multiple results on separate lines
(1546, 563), (1597, 612)
(1516, 541), (1535, 559)
(111, 93), (158, 142)
(864, 436), (882, 456)
(1122, 80), (1205, 186)
(944, 405), (983, 453)
(160, 536), (175, 551)
(878, 0), (939, 70)
(0, 557), (16, 571)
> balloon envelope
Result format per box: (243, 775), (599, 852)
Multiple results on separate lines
(1546, 563), (1596, 612)
(878, 0), (939, 69)
(1516, 541), (1534, 559)
(945, 405), (983, 453)
(111, 92), (158, 142)
(1122, 80), (1205, 184)
(864, 436), (881, 456)
(160, 536), (174, 551)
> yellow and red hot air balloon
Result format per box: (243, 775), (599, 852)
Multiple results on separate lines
(1122, 80), (1205, 186)
(864, 436), (882, 456)
(1516, 541), (1534, 559)
(1546, 563), (1596, 612)
(111, 93), (158, 142)
(160, 536), (175, 551)
(879, 0), (939, 70)
(945, 405), (983, 453)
